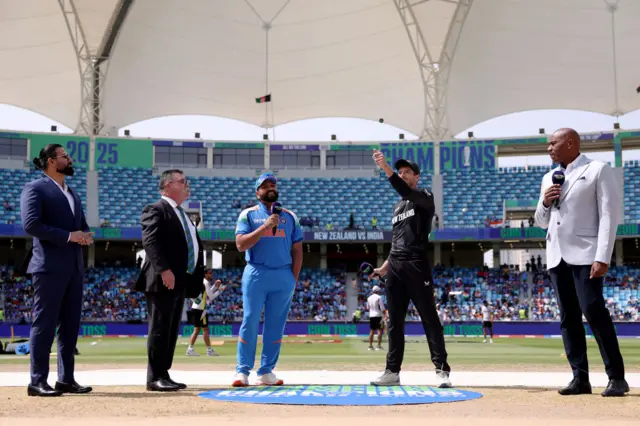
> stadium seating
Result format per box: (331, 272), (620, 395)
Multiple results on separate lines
(623, 161), (640, 223)
(0, 265), (349, 322)
(98, 167), (432, 230)
(0, 168), (87, 226)
(0, 163), (635, 230)
(441, 166), (550, 228)
(3, 265), (640, 323)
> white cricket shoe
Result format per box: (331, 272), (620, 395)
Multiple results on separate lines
(186, 347), (199, 356)
(232, 372), (249, 387)
(256, 372), (284, 386)
(368, 346), (374, 351)
(375, 346), (384, 351)
(370, 370), (400, 386)
(436, 369), (452, 388)
(206, 348), (220, 356)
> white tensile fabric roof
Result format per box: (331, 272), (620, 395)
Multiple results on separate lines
(1, 0), (639, 138)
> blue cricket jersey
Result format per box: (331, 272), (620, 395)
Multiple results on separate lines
(235, 202), (303, 268)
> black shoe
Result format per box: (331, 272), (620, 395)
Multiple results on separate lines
(55, 381), (93, 394)
(28, 382), (63, 397)
(146, 378), (180, 392)
(166, 377), (187, 390)
(558, 378), (592, 396)
(601, 379), (629, 397)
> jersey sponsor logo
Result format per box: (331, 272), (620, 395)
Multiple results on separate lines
(262, 228), (286, 238)
(392, 208), (415, 224)
(253, 218), (267, 224)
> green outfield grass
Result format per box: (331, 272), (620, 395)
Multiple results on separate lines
(2, 336), (640, 369)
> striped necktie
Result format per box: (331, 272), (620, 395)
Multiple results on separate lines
(176, 206), (196, 274)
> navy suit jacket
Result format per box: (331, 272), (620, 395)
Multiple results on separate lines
(20, 175), (90, 274)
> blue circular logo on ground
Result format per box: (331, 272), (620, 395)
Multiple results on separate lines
(198, 385), (482, 406)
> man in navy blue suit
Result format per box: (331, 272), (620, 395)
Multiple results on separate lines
(20, 144), (94, 397)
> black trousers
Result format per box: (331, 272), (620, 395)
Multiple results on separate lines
(549, 259), (625, 380)
(385, 256), (450, 374)
(145, 290), (185, 383)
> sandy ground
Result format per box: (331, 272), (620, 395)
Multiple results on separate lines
(0, 362), (598, 372)
(2, 363), (638, 425)
(1, 386), (639, 426)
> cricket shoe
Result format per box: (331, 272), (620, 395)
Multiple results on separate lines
(370, 370), (400, 386)
(206, 348), (220, 356)
(186, 347), (199, 356)
(232, 372), (249, 387)
(436, 369), (452, 388)
(255, 372), (284, 386)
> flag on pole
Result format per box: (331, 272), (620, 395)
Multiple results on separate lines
(255, 94), (271, 103)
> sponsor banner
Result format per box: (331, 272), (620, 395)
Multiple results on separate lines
(26, 132), (153, 169)
(2, 224), (639, 242)
(310, 231), (389, 241)
(270, 145), (320, 151)
(198, 385), (483, 405)
(1, 321), (636, 338)
(379, 141), (496, 173)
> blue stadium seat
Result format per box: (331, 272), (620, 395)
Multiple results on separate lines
(0, 168), (87, 226)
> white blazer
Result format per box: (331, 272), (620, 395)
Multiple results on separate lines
(534, 154), (621, 270)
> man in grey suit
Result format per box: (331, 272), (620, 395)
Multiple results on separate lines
(535, 128), (628, 397)
(20, 144), (94, 397)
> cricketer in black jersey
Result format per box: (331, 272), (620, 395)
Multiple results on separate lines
(369, 149), (452, 388)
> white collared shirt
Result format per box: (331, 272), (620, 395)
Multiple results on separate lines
(162, 195), (200, 267)
(48, 176), (75, 216)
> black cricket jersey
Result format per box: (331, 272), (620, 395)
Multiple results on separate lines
(388, 173), (435, 260)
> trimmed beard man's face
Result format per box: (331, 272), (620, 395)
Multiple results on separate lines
(258, 181), (278, 203)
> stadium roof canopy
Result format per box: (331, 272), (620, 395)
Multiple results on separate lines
(1, 0), (639, 139)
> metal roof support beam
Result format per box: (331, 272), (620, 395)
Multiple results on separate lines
(394, 0), (473, 141)
(58, 0), (102, 171)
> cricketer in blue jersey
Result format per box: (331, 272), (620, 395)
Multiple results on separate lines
(232, 173), (303, 387)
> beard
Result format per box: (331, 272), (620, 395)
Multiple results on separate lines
(260, 190), (279, 203)
(58, 164), (74, 176)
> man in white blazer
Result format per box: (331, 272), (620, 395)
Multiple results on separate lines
(535, 128), (628, 397)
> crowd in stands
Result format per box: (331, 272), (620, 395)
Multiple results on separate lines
(2, 264), (640, 324)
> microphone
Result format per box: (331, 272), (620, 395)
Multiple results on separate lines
(551, 170), (565, 209)
(270, 202), (282, 235)
(360, 262), (386, 284)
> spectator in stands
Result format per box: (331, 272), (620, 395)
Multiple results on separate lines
(21, 143), (94, 397)
(3, 200), (12, 211)
(100, 218), (110, 227)
(371, 217), (378, 229)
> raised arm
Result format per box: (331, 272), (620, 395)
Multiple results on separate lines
(534, 177), (551, 229)
(374, 150), (433, 210)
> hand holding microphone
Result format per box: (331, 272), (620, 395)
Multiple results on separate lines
(268, 202), (282, 235)
(360, 262), (387, 283)
(544, 170), (565, 208)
